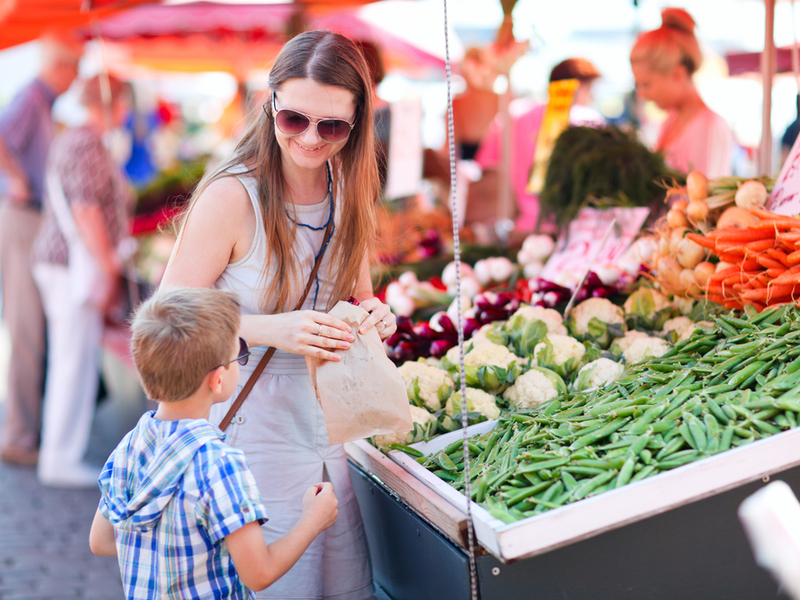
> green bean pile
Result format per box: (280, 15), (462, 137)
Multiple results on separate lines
(417, 304), (800, 524)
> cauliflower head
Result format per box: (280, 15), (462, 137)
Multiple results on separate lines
(623, 288), (675, 330)
(397, 360), (453, 412)
(374, 405), (437, 449)
(508, 305), (567, 335)
(623, 337), (671, 364)
(663, 316), (695, 343)
(503, 367), (566, 410)
(574, 358), (624, 391)
(568, 298), (625, 348)
(464, 342), (518, 370)
(445, 388), (501, 420)
(609, 330), (650, 357)
(533, 334), (586, 378)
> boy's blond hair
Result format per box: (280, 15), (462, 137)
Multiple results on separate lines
(131, 288), (241, 402)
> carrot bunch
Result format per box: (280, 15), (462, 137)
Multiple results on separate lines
(686, 208), (800, 312)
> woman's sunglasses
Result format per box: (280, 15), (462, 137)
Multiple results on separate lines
(213, 337), (250, 370)
(267, 92), (355, 144)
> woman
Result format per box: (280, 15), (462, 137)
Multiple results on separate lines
(161, 31), (395, 599)
(630, 8), (734, 178)
(31, 74), (132, 487)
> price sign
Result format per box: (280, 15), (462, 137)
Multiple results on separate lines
(767, 132), (800, 215)
(540, 206), (650, 283)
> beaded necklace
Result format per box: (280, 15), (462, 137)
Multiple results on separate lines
(285, 162), (335, 310)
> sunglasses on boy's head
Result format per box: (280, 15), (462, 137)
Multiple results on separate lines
(213, 337), (250, 370)
(266, 92), (355, 144)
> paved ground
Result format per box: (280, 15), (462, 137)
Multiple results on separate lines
(0, 323), (137, 599)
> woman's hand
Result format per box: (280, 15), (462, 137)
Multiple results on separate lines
(260, 310), (355, 362)
(358, 297), (397, 340)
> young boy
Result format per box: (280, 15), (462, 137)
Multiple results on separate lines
(89, 287), (338, 598)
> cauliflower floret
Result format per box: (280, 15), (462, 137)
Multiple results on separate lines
(471, 323), (501, 347)
(445, 388), (501, 420)
(423, 356), (442, 368)
(672, 295), (694, 316)
(503, 367), (566, 409)
(397, 361), (453, 412)
(464, 342), (518, 370)
(533, 334), (586, 371)
(508, 305), (567, 335)
(623, 288), (674, 329)
(374, 405), (436, 449)
(623, 337), (671, 364)
(568, 298), (625, 348)
(663, 316), (695, 343)
(609, 330), (650, 356)
(574, 358), (624, 391)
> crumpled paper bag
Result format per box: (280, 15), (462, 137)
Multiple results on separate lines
(306, 301), (412, 444)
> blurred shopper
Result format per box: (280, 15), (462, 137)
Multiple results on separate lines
(0, 32), (82, 467)
(31, 75), (133, 487)
(630, 8), (734, 178)
(475, 57), (604, 232)
(452, 46), (500, 160)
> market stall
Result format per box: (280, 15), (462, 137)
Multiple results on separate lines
(342, 155), (800, 598)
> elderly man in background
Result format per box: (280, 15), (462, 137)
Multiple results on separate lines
(0, 32), (82, 467)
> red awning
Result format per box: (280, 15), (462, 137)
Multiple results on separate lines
(726, 46), (797, 77)
(0, 0), (157, 50)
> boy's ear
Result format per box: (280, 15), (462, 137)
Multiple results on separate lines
(205, 367), (225, 395)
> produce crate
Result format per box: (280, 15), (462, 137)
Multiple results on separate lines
(385, 424), (800, 562)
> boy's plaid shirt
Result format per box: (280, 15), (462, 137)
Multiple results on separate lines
(98, 413), (268, 599)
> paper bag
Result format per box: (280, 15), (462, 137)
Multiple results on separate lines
(306, 301), (412, 444)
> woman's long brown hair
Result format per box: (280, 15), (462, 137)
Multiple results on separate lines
(177, 30), (379, 313)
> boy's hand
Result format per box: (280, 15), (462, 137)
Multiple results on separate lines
(301, 482), (338, 534)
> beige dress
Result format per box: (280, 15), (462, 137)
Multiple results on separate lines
(210, 165), (373, 600)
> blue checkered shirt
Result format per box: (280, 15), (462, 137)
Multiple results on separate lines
(98, 412), (268, 599)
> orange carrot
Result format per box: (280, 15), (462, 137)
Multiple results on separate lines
(777, 232), (800, 243)
(722, 271), (760, 286)
(769, 265), (800, 286)
(709, 266), (744, 282)
(756, 255), (785, 270)
(739, 259), (762, 271)
(767, 248), (792, 268)
(705, 294), (726, 304)
(788, 249), (800, 265)
(724, 300), (744, 310)
(715, 228), (776, 242)
(746, 239), (779, 252)
(767, 267), (788, 278)
(751, 207), (800, 224)
(685, 232), (715, 250)
(741, 284), (800, 302)
(717, 253), (745, 263)
(750, 220), (800, 230)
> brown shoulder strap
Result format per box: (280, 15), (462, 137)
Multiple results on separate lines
(219, 219), (333, 431)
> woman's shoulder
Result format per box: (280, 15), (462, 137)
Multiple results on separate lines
(192, 175), (256, 229)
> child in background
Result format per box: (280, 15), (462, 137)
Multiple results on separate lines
(89, 287), (338, 599)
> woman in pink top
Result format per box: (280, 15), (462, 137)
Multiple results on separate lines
(630, 8), (734, 178)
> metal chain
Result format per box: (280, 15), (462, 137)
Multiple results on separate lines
(442, 0), (479, 597)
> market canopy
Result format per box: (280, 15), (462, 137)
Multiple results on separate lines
(90, 2), (454, 80)
(0, 0), (385, 51)
(0, 0), (155, 50)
